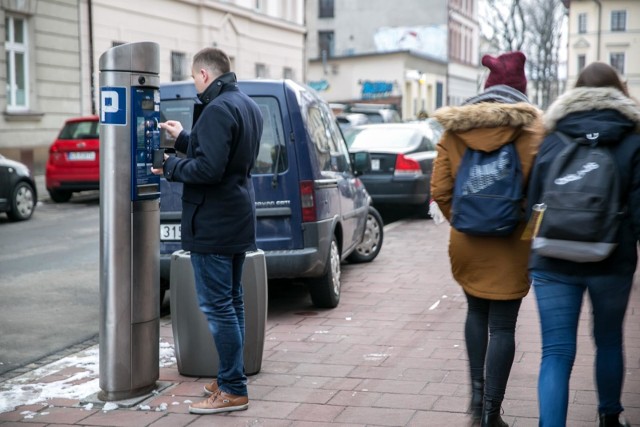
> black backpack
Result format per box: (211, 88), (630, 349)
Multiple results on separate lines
(451, 142), (523, 236)
(532, 131), (623, 262)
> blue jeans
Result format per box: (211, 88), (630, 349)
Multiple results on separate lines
(465, 293), (522, 402)
(531, 270), (632, 427)
(191, 252), (247, 396)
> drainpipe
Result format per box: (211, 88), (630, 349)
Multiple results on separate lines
(88, 0), (96, 115)
(593, 0), (602, 61)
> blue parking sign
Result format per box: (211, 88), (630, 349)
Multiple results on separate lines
(100, 87), (127, 125)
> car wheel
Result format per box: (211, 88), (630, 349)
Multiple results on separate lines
(309, 236), (341, 308)
(347, 206), (383, 263)
(7, 181), (36, 221)
(49, 189), (72, 203)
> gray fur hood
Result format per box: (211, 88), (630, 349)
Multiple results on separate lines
(544, 86), (640, 132)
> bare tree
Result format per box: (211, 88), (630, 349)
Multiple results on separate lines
(480, 0), (567, 109)
(524, 0), (565, 108)
(483, 0), (527, 51)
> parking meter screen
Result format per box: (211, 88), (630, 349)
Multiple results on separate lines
(141, 99), (154, 111)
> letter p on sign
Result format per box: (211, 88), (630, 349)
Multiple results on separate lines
(100, 87), (127, 125)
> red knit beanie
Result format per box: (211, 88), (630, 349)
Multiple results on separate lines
(482, 51), (527, 94)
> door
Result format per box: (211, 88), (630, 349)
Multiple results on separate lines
(250, 94), (303, 252)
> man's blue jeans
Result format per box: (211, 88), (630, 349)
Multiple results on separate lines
(531, 270), (632, 426)
(191, 252), (247, 396)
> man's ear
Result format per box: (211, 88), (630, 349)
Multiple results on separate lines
(200, 68), (209, 84)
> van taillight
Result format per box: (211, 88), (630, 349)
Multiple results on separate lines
(394, 154), (422, 175)
(300, 180), (317, 222)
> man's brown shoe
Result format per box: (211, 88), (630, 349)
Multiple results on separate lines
(203, 380), (219, 395)
(189, 390), (249, 414)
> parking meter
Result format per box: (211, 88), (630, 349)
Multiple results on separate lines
(98, 41), (160, 401)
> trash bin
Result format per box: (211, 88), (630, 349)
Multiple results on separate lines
(170, 250), (268, 377)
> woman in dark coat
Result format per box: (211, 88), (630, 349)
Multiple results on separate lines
(527, 62), (640, 427)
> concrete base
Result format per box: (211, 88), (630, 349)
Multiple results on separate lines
(80, 381), (172, 409)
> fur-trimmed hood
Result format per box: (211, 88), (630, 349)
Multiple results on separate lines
(434, 102), (541, 133)
(433, 102), (542, 151)
(544, 86), (640, 133)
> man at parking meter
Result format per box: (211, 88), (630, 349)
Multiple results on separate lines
(151, 47), (263, 414)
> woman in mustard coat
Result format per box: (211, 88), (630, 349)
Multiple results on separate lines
(431, 52), (544, 426)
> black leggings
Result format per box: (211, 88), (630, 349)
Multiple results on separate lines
(465, 292), (522, 402)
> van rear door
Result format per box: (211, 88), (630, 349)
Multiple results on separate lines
(240, 82), (303, 252)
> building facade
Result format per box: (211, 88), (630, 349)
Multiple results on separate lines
(305, 0), (481, 119)
(0, 0), (82, 172)
(564, 0), (640, 99)
(0, 0), (305, 173)
(448, 0), (482, 106)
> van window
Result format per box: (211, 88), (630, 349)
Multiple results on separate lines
(307, 103), (351, 175)
(253, 97), (287, 174)
(160, 95), (287, 174)
(160, 98), (195, 146)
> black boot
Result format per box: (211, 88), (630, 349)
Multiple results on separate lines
(481, 399), (508, 427)
(469, 380), (484, 421)
(599, 413), (630, 427)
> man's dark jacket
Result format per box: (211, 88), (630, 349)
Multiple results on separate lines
(527, 87), (640, 276)
(163, 72), (263, 254)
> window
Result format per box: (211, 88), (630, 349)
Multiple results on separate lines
(255, 63), (268, 78)
(283, 67), (294, 80)
(318, 31), (334, 58)
(5, 15), (29, 111)
(577, 54), (586, 73)
(306, 103), (350, 175)
(60, 120), (100, 139)
(610, 52), (625, 75)
(171, 51), (188, 81)
(578, 13), (587, 33)
(319, 0), (334, 18)
(159, 98), (195, 146)
(611, 10), (626, 31)
(436, 82), (444, 109)
(252, 97), (287, 174)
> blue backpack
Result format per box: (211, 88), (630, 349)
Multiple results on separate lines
(451, 142), (523, 236)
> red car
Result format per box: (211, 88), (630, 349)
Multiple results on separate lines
(45, 116), (99, 202)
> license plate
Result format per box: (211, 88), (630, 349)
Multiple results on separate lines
(160, 224), (181, 241)
(371, 158), (380, 171)
(68, 151), (96, 161)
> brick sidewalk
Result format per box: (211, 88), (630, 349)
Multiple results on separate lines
(1, 219), (638, 426)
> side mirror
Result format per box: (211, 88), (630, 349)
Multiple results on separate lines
(350, 151), (371, 176)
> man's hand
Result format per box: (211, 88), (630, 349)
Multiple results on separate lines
(159, 120), (183, 139)
(150, 153), (169, 176)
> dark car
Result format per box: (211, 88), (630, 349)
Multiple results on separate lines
(45, 116), (100, 202)
(159, 79), (384, 308)
(0, 154), (37, 221)
(344, 120), (443, 217)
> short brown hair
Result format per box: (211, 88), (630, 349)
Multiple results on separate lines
(575, 62), (629, 96)
(192, 47), (231, 76)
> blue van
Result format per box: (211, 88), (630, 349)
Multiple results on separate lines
(159, 79), (383, 308)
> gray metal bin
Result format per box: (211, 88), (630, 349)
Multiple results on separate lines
(170, 250), (268, 377)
